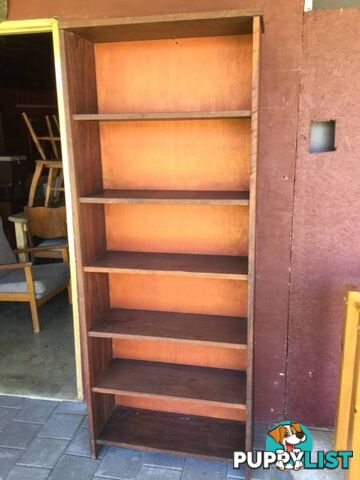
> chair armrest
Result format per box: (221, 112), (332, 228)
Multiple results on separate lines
(15, 244), (69, 263)
(0, 262), (32, 271)
(0, 263), (36, 302)
(15, 245), (68, 254)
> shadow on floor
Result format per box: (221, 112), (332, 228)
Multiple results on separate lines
(0, 292), (77, 399)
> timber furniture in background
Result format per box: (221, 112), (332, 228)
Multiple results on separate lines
(24, 206), (67, 259)
(60, 10), (261, 459)
(7, 211), (28, 262)
(22, 112), (64, 206)
(0, 217), (70, 333)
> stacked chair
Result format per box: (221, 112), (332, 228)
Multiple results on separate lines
(0, 113), (71, 331)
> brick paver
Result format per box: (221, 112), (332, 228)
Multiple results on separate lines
(0, 396), (339, 480)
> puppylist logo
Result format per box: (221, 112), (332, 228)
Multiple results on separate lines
(233, 420), (353, 472)
(266, 421), (311, 470)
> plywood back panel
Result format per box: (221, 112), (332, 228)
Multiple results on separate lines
(95, 35), (252, 112)
(100, 119), (250, 191)
(84, 273), (110, 329)
(113, 338), (247, 370)
(105, 204), (249, 256)
(109, 273), (248, 317)
(80, 204), (106, 263)
(93, 392), (115, 437)
(115, 395), (246, 422)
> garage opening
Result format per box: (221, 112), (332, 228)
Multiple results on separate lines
(0, 32), (77, 399)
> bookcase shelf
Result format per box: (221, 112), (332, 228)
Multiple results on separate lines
(61, 8), (261, 460)
(93, 359), (247, 405)
(97, 407), (246, 459)
(73, 110), (251, 121)
(84, 251), (248, 279)
(89, 309), (247, 348)
(79, 189), (250, 205)
(60, 9), (261, 42)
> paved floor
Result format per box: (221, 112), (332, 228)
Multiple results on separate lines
(0, 396), (344, 480)
(0, 294), (76, 399)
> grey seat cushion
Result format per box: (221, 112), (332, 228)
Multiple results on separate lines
(0, 218), (17, 278)
(38, 237), (68, 249)
(0, 262), (70, 299)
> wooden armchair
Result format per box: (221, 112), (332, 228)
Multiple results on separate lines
(0, 218), (70, 333)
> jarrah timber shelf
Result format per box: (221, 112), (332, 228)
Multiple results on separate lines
(73, 110), (251, 121)
(84, 251), (248, 279)
(60, 8), (261, 460)
(98, 407), (246, 459)
(89, 309), (247, 347)
(79, 190), (250, 205)
(93, 359), (247, 405)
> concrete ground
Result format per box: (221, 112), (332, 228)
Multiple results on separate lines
(0, 396), (344, 480)
(254, 423), (344, 480)
(289, 428), (345, 480)
(0, 293), (76, 399)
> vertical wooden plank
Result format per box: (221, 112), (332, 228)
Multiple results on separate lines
(59, 29), (112, 457)
(348, 329), (360, 480)
(335, 291), (360, 451)
(246, 15), (261, 452)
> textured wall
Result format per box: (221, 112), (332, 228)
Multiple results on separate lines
(287, 7), (360, 426)
(0, 0), (8, 21)
(7, 0), (305, 423)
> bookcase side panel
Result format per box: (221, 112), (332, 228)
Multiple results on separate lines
(60, 29), (112, 456)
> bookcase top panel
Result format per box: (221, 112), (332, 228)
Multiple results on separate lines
(60, 9), (262, 43)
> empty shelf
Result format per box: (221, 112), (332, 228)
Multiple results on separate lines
(89, 309), (247, 348)
(97, 406), (245, 459)
(93, 359), (246, 406)
(61, 10), (261, 43)
(84, 251), (248, 279)
(73, 110), (251, 121)
(80, 189), (250, 205)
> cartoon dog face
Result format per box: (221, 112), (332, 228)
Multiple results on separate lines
(268, 423), (306, 453)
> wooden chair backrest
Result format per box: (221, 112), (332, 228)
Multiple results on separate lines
(24, 206), (67, 239)
(45, 115), (60, 160)
(22, 112), (61, 161)
(22, 112), (47, 160)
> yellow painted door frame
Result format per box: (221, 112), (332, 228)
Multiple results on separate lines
(0, 18), (83, 399)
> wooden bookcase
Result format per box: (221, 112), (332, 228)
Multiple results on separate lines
(60, 10), (261, 459)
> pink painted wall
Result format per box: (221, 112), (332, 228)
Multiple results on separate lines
(287, 7), (360, 426)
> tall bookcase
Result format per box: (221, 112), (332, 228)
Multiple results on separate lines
(60, 10), (261, 459)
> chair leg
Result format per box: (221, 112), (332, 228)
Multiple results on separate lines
(67, 283), (72, 305)
(29, 297), (40, 333)
(45, 167), (56, 207)
(28, 162), (43, 207)
(24, 265), (40, 333)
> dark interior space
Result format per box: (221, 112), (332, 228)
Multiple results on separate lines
(0, 32), (75, 400)
(0, 33), (57, 242)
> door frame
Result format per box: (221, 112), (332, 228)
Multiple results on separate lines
(0, 18), (83, 399)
